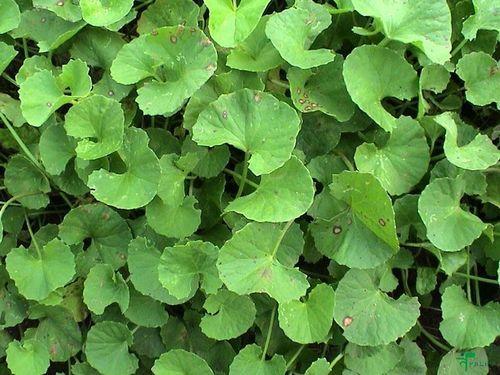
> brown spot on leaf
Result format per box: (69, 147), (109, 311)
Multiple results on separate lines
(261, 268), (272, 281)
(378, 218), (386, 226)
(343, 316), (353, 327)
(170, 35), (177, 43)
(333, 225), (342, 235)
(151, 29), (158, 36)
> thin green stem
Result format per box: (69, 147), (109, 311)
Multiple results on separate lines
(134, 0), (154, 11)
(402, 242), (433, 248)
(328, 353), (344, 370)
(417, 322), (451, 352)
(1, 73), (18, 87)
(261, 305), (277, 361)
(466, 248), (472, 303)
(269, 79), (290, 89)
(485, 167), (500, 173)
(235, 152), (250, 198)
(324, 4), (351, 15)
(453, 272), (498, 285)
(473, 263), (481, 306)
(285, 345), (305, 370)
(25, 211), (42, 259)
(336, 151), (355, 171)
(451, 38), (468, 58)
(0, 193), (42, 218)
(430, 153), (445, 162)
(0, 112), (43, 170)
(223, 168), (259, 189)
(22, 38), (29, 59)
(378, 36), (390, 47)
(271, 220), (294, 258)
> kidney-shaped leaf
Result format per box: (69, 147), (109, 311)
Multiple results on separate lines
(351, 0), (452, 64)
(278, 283), (335, 344)
(205, 0), (270, 48)
(343, 45), (418, 132)
(418, 177), (488, 251)
(265, 0), (334, 69)
(355, 117), (430, 195)
(137, 0), (199, 35)
(85, 321), (138, 375)
(80, 0), (134, 26)
(333, 268), (420, 346)
(64, 95), (125, 160)
(229, 344), (286, 375)
(217, 222), (309, 304)
(87, 127), (161, 209)
(152, 349), (214, 375)
(6, 339), (49, 375)
(192, 89), (300, 176)
(225, 156), (314, 222)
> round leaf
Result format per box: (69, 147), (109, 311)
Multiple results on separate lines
(85, 321), (138, 375)
(80, 0), (134, 26)
(225, 156), (314, 222)
(278, 283), (335, 344)
(333, 268), (420, 346)
(6, 239), (75, 301)
(354, 117), (430, 195)
(64, 95), (125, 160)
(344, 342), (404, 375)
(137, 0), (199, 35)
(229, 344), (286, 375)
(217, 222), (309, 304)
(6, 339), (49, 375)
(124, 287), (169, 328)
(0, 0), (20, 34)
(192, 88), (300, 176)
(152, 349), (214, 375)
(343, 45), (418, 132)
(418, 177), (488, 251)
(39, 124), (76, 175)
(87, 127), (161, 209)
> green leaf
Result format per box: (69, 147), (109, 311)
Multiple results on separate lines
(434, 112), (500, 170)
(83, 264), (129, 315)
(85, 321), (138, 375)
(226, 16), (283, 72)
(6, 339), (49, 375)
(87, 127), (161, 209)
(111, 26), (217, 115)
(462, 0), (500, 41)
(137, 0), (199, 35)
(225, 156), (314, 222)
(354, 117), (430, 195)
(39, 124), (76, 175)
(59, 203), (132, 271)
(4, 155), (51, 209)
(158, 241), (222, 300)
(265, 0), (334, 69)
(217, 221), (309, 304)
(6, 239), (75, 301)
(205, 0), (270, 48)
(388, 339), (427, 375)
(310, 171), (399, 269)
(33, 0), (82, 22)
(333, 268), (420, 346)
(0, 0), (20, 33)
(152, 349), (214, 375)
(440, 285), (500, 348)
(351, 0), (452, 64)
(418, 177), (488, 251)
(344, 342), (404, 375)
(343, 45), (418, 132)
(19, 59), (92, 126)
(192, 89), (300, 175)
(229, 344), (286, 375)
(416, 267), (437, 295)
(80, 0), (134, 26)
(278, 283), (335, 344)
(11, 9), (85, 52)
(437, 348), (488, 375)
(127, 237), (192, 305)
(64, 95), (125, 160)
(288, 57), (355, 121)
(124, 287), (169, 328)
(0, 42), (17, 75)
(200, 289), (256, 340)
(456, 51), (499, 107)
(304, 358), (330, 375)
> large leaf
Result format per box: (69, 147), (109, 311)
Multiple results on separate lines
(225, 156), (314, 222)
(80, 0), (134, 26)
(351, 0), (452, 64)
(87, 128), (161, 209)
(354, 117), (430, 195)
(343, 45), (418, 132)
(152, 349), (214, 375)
(217, 222), (309, 304)
(440, 285), (500, 349)
(418, 177), (488, 252)
(344, 342), (404, 375)
(229, 344), (286, 375)
(333, 268), (420, 346)
(192, 89), (300, 175)
(278, 284), (335, 344)
(83, 264), (129, 314)
(265, 0), (334, 69)
(6, 339), (49, 375)
(137, 0), (199, 35)
(205, 0), (270, 48)
(6, 239), (75, 301)
(310, 171), (399, 269)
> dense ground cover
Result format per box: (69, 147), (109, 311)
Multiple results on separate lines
(0, 0), (499, 374)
